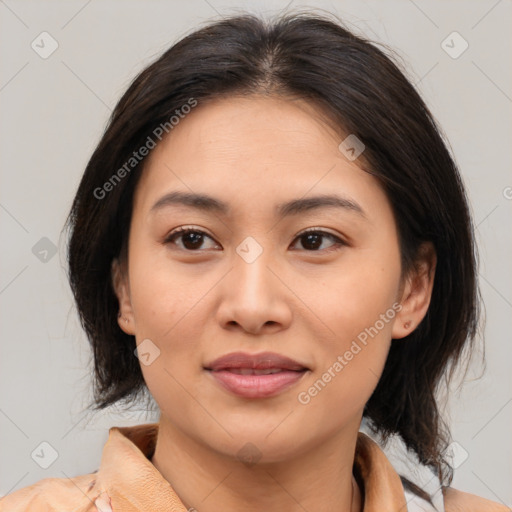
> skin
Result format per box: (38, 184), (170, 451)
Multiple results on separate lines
(113, 94), (436, 512)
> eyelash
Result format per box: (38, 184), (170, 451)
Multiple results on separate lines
(163, 226), (347, 253)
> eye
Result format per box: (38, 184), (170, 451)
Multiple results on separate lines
(163, 227), (220, 251)
(290, 228), (346, 252)
(163, 226), (346, 253)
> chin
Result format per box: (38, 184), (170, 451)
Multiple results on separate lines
(205, 424), (307, 463)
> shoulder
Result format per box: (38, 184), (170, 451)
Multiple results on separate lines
(443, 486), (510, 512)
(0, 472), (102, 511)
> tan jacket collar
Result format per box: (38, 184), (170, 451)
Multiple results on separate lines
(94, 423), (409, 511)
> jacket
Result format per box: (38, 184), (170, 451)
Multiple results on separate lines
(0, 423), (508, 511)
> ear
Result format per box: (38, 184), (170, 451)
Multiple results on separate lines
(392, 242), (437, 339)
(111, 258), (136, 335)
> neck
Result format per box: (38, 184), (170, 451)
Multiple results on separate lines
(151, 416), (363, 512)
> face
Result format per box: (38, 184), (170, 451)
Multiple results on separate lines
(114, 95), (434, 462)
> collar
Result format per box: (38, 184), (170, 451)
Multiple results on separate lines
(94, 423), (408, 511)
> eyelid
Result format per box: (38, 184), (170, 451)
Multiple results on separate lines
(164, 225), (212, 239)
(163, 226), (219, 247)
(291, 227), (348, 251)
(296, 226), (346, 240)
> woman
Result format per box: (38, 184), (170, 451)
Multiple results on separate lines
(1, 11), (507, 512)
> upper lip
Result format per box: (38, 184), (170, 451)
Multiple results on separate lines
(205, 351), (308, 371)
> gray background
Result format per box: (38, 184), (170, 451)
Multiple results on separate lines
(1, 0), (511, 506)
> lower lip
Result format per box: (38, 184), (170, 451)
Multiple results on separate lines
(207, 369), (306, 398)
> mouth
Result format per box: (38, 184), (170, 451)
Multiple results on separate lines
(220, 368), (289, 375)
(204, 351), (309, 398)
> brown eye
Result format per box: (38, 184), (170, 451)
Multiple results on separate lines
(164, 227), (220, 251)
(164, 227), (346, 253)
(291, 229), (346, 252)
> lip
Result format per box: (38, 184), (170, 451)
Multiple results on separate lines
(204, 351), (309, 399)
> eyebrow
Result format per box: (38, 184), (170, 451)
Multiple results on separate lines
(150, 191), (366, 219)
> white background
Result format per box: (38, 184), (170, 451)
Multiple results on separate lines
(1, 0), (511, 506)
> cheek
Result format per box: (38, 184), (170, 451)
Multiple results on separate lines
(297, 250), (400, 416)
(127, 244), (212, 390)
(310, 250), (401, 338)
(129, 258), (207, 418)
(128, 238), (207, 334)
(297, 303), (396, 428)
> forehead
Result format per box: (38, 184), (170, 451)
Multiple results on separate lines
(133, 95), (389, 222)
(152, 95), (343, 163)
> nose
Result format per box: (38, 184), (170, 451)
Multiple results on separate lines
(215, 248), (293, 335)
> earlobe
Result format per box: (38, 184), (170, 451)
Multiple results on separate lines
(392, 242), (436, 340)
(111, 258), (136, 335)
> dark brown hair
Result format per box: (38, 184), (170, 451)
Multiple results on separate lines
(66, 11), (479, 497)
